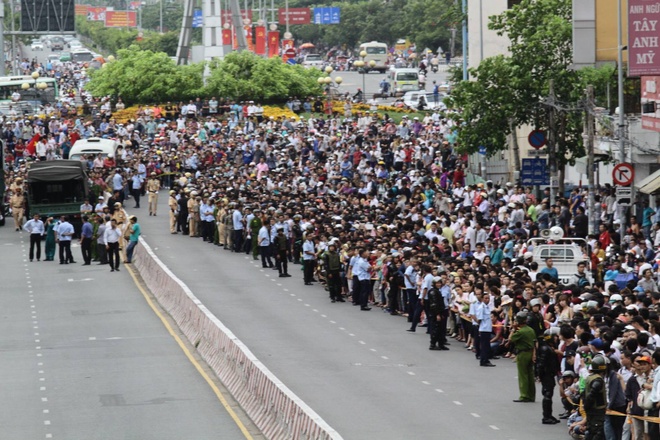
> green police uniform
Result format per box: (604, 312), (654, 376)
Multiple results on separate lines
(583, 371), (607, 440)
(510, 325), (536, 402)
(249, 216), (262, 260)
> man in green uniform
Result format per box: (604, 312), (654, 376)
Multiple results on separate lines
(322, 242), (345, 303)
(249, 208), (262, 260)
(583, 355), (607, 440)
(509, 311), (536, 402)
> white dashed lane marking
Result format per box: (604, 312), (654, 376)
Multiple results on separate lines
(453, 401), (462, 406)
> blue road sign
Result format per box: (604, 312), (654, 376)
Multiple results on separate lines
(314, 7), (340, 24)
(192, 9), (203, 28)
(478, 145), (487, 156)
(520, 158), (549, 186)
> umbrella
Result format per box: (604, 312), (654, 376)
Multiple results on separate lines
(300, 43), (315, 49)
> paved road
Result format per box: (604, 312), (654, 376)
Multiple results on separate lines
(0, 228), (261, 440)
(127, 196), (569, 440)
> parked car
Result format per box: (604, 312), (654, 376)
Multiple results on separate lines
(402, 91), (447, 111)
(30, 39), (44, 51)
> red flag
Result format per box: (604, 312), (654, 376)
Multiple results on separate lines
(254, 26), (266, 55)
(26, 133), (41, 156)
(222, 28), (232, 46)
(267, 31), (279, 58)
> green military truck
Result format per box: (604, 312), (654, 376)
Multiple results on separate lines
(26, 160), (89, 231)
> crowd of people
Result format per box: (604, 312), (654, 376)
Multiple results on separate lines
(5, 54), (660, 440)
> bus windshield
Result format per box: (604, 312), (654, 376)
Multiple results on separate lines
(72, 51), (94, 62)
(366, 47), (387, 54)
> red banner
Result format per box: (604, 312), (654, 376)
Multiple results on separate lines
(244, 25), (254, 52)
(222, 29), (232, 46)
(282, 39), (294, 50)
(104, 10), (137, 27)
(629, 0), (660, 76)
(267, 31), (280, 58)
(75, 4), (89, 16)
(87, 6), (106, 21)
(278, 8), (311, 25)
(254, 26), (266, 55)
(220, 10), (253, 25)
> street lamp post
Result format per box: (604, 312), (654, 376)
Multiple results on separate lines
(319, 71), (342, 115)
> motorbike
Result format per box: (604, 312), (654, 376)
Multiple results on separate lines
(431, 64), (438, 73)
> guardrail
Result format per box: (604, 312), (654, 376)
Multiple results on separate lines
(133, 237), (343, 440)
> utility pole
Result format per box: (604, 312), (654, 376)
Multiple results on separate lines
(0, 6), (5, 77)
(10, 0), (17, 75)
(547, 79), (556, 204)
(461, 0), (467, 80)
(585, 85), (596, 235)
(509, 118), (520, 174)
(160, 0), (163, 33)
(617, 0), (626, 241)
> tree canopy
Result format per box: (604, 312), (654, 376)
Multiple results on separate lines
(86, 47), (323, 104)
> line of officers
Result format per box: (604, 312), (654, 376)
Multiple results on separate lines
(165, 188), (313, 266)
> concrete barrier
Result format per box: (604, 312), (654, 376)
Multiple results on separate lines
(133, 237), (343, 440)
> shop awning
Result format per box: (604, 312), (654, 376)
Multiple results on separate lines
(638, 168), (660, 194)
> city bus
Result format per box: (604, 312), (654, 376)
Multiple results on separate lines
(358, 41), (389, 73)
(0, 75), (59, 105)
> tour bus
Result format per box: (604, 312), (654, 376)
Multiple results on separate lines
(71, 49), (94, 63)
(358, 41), (389, 73)
(0, 75), (59, 105)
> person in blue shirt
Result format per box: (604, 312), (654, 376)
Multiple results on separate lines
(79, 215), (94, 265)
(478, 294), (495, 367)
(539, 258), (559, 283)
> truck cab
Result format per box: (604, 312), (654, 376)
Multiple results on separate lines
(529, 229), (593, 286)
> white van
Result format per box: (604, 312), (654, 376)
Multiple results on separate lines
(390, 68), (420, 95)
(358, 41), (389, 73)
(528, 228), (593, 286)
(68, 138), (119, 161)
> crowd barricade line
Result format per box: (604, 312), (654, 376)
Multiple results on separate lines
(133, 237), (343, 440)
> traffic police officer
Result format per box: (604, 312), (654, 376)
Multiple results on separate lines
(168, 190), (178, 234)
(146, 172), (160, 216)
(10, 187), (26, 231)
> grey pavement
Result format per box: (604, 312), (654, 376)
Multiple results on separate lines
(126, 196), (569, 440)
(0, 228), (258, 440)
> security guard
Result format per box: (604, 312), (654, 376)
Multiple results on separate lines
(537, 328), (561, 424)
(216, 201), (227, 247)
(223, 204), (234, 250)
(188, 192), (199, 237)
(168, 190), (178, 234)
(274, 227), (290, 277)
(528, 298), (545, 340)
(292, 215), (303, 264)
(583, 355), (608, 440)
(427, 276), (449, 351)
(10, 187), (26, 231)
(323, 242), (344, 303)
(509, 311), (536, 402)
(146, 172), (160, 216)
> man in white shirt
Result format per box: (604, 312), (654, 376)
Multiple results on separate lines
(258, 221), (273, 268)
(56, 215), (75, 264)
(408, 264), (433, 332)
(104, 218), (122, 272)
(302, 235), (316, 285)
(232, 205), (244, 252)
(24, 213), (45, 261)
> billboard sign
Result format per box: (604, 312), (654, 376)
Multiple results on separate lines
(642, 76), (660, 132)
(104, 10), (137, 27)
(628, 0), (660, 76)
(87, 6), (106, 21)
(75, 4), (89, 16)
(21, 0), (75, 32)
(278, 8), (311, 25)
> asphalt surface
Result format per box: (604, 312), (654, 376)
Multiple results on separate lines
(0, 227), (259, 440)
(126, 195), (570, 440)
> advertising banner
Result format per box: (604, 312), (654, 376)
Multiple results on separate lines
(628, 0), (660, 76)
(104, 10), (137, 27)
(642, 76), (660, 132)
(75, 4), (89, 16)
(87, 6), (106, 21)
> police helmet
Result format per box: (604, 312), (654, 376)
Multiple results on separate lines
(530, 298), (542, 307)
(515, 311), (528, 324)
(590, 354), (608, 372)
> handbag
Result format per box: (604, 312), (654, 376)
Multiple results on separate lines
(637, 388), (654, 410)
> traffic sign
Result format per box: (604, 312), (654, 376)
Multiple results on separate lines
(612, 163), (634, 186)
(521, 158), (549, 186)
(478, 145), (486, 156)
(616, 186), (632, 206)
(528, 130), (547, 149)
(282, 48), (296, 62)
